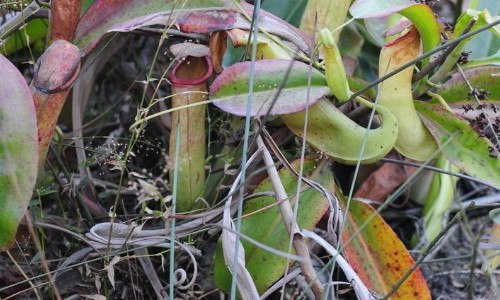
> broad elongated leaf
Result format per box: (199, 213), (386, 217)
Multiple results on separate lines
(213, 158), (330, 293)
(0, 54), (38, 250)
(434, 66), (500, 102)
(74, 0), (312, 56)
(339, 194), (431, 299)
(210, 59), (330, 117)
(415, 101), (500, 188)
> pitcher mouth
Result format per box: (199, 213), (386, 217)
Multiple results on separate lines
(169, 55), (213, 86)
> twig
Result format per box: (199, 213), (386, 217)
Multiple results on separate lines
(260, 268), (302, 299)
(466, 224), (485, 300)
(0, 1), (41, 39)
(412, 18), (475, 83)
(301, 230), (373, 300)
(256, 134), (325, 299)
(380, 157), (499, 190)
(24, 213), (62, 300)
(5, 250), (43, 300)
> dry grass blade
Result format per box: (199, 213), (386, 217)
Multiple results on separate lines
(256, 134), (324, 299)
(135, 248), (168, 299)
(220, 150), (262, 300)
(222, 198), (260, 299)
(301, 229), (373, 300)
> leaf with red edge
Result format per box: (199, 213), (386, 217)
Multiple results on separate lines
(0, 54), (38, 250)
(339, 194), (431, 299)
(210, 59), (329, 117)
(74, 0), (312, 56)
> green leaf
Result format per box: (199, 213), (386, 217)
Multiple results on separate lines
(0, 54), (38, 250)
(213, 157), (330, 294)
(0, 18), (48, 56)
(300, 0), (351, 42)
(421, 155), (459, 245)
(210, 59), (330, 117)
(429, 9), (500, 86)
(434, 66), (500, 102)
(415, 101), (500, 189)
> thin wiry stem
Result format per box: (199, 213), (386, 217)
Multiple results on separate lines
(380, 158), (499, 189)
(229, 0), (262, 298)
(170, 126), (180, 299)
(348, 18), (500, 101)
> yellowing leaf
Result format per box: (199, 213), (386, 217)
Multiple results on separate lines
(339, 195), (431, 299)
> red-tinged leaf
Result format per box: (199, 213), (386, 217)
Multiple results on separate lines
(214, 157), (330, 294)
(74, 0), (312, 56)
(415, 101), (500, 189)
(339, 196), (431, 299)
(434, 66), (500, 102)
(210, 59), (329, 117)
(0, 54), (38, 250)
(354, 162), (414, 203)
